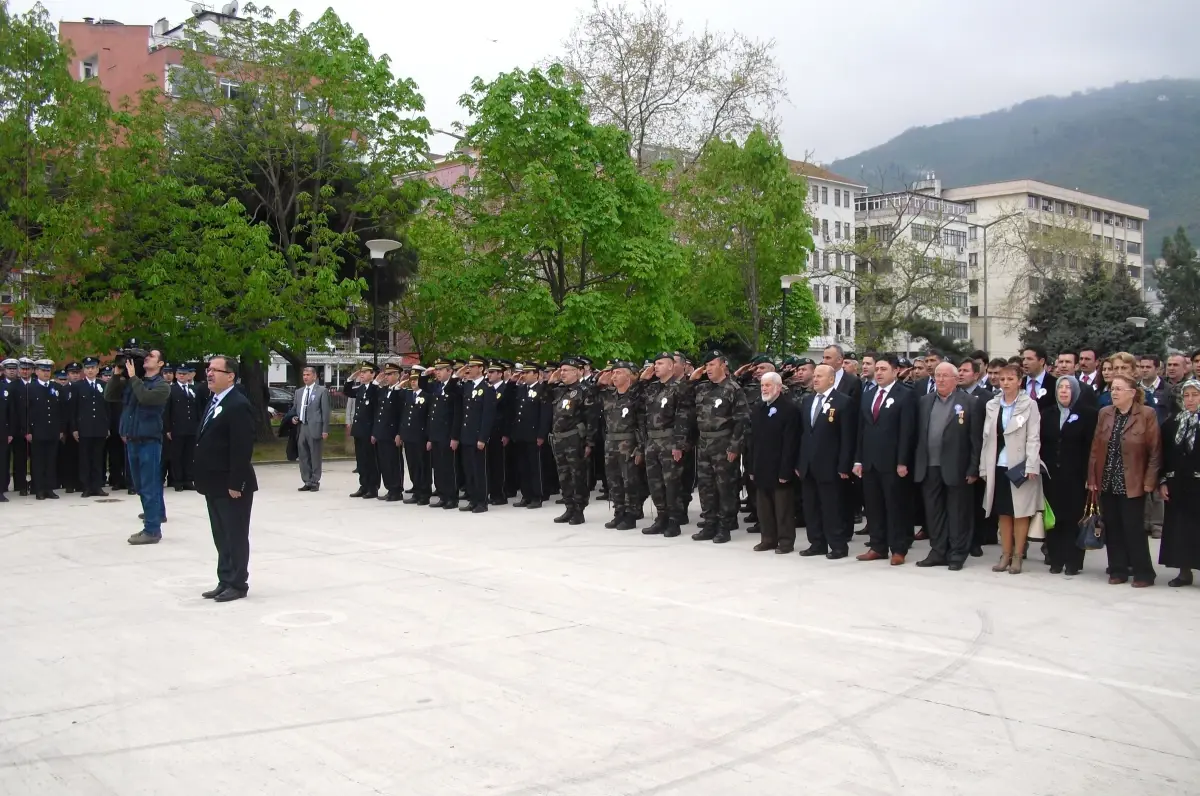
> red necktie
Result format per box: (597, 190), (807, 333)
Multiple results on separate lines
(871, 388), (885, 421)
(1029, 379), (1037, 398)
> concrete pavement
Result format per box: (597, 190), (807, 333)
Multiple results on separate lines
(2, 460), (1199, 795)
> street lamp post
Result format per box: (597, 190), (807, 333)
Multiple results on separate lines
(365, 239), (401, 367)
(780, 275), (800, 356)
(1126, 316), (1147, 328)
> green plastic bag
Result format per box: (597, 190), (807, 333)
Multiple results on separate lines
(1043, 500), (1056, 531)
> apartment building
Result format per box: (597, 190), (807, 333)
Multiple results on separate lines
(854, 176), (972, 355)
(943, 180), (1150, 357)
(788, 162), (865, 356)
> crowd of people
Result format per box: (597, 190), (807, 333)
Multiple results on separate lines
(5, 343), (1200, 595)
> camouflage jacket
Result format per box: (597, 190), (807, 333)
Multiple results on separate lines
(599, 386), (644, 455)
(783, 381), (812, 410)
(689, 376), (749, 454)
(639, 376), (691, 450)
(548, 380), (599, 446)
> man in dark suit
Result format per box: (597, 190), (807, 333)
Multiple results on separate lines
(750, 372), (800, 554)
(345, 363), (380, 499)
(795, 364), (856, 559)
(508, 363), (551, 509)
(914, 362), (985, 570)
(72, 356), (111, 497)
(372, 362), (404, 501)
(824, 345), (863, 534)
(26, 360), (65, 500)
(1077, 347), (1104, 392)
(854, 354), (917, 565)
(458, 356), (496, 513)
(194, 356), (257, 603)
(1021, 345), (1057, 413)
(400, 367), (431, 504)
(1054, 351), (1098, 409)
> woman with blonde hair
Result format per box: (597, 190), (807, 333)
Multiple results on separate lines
(1087, 374), (1162, 587)
(1099, 352), (1159, 412)
(980, 363), (1043, 574)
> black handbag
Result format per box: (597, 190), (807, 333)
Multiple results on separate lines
(1004, 461), (1028, 486)
(1076, 494), (1105, 550)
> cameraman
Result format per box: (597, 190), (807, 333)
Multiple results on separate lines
(105, 348), (171, 545)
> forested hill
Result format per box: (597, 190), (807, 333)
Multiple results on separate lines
(829, 79), (1200, 257)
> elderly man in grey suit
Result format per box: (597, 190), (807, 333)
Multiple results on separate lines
(293, 367), (331, 492)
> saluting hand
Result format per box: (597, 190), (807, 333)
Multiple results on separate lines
(228, 489), (241, 499)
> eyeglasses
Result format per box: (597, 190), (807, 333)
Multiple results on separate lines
(206, 367), (233, 375)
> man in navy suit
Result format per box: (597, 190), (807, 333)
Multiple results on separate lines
(854, 354), (917, 565)
(194, 356), (258, 603)
(795, 364), (856, 559)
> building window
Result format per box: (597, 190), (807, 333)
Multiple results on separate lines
(835, 253), (843, 270)
(822, 285), (829, 303)
(834, 189), (841, 207)
(964, 200), (976, 213)
(1128, 218), (1141, 232)
(812, 217), (820, 235)
(1028, 276), (1043, 292)
(812, 284), (820, 300)
(1128, 265), (1142, 279)
(951, 292), (968, 308)
(970, 305), (979, 317)
(1042, 198), (1054, 212)
(1114, 215), (1124, 228)
(821, 219), (829, 238)
(942, 323), (968, 339)
(968, 252), (978, 268)
(1079, 208), (1090, 222)
(834, 221), (841, 239)
(968, 226), (977, 241)
(1065, 204), (1075, 217)
(846, 320), (852, 338)
(845, 191), (853, 206)
(823, 317), (830, 336)
(835, 286), (843, 304)
(943, 229), (967, 248)
(219, 78), (241, 100)
(845, 254), (854, 271)
(1105, 236), (1113, 248)
(969, 279), (978, 294)
(835, 319), (843, 336)
(1068, 254), (1079, 269)
(1103, 213), (1113, 225)
(821, 187), (828, 204)
(955, 262), (967, 279)
(1027, 195), (1038, 209)
(1127, 241), (1142, 255)
(822, 251), (830, 270)
(1054, 201), (1065, 214)
(81, 58), (98, 80)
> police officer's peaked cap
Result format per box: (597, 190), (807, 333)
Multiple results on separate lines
(34, 358), (53, 369)
(54, 369), (67, 379)
(359, 361), (377, 372)
(485, 360), (504, 372)
(100, 366), (113, 376)
(66, 361), (82, 371)
(409, 364), (426, 374)
(1, 358), (16, 367)
(383, 361), (402, 373)
(560, 357), (585, 369)
(466, 355), (486, 367)
(19, 357), (35, 366)
(898, 358), (913, 368)
(176, 363), (195, 373)
(430, 358), (451, 369)
(82, 356), (101, 367)
(162, 363), (175, 373)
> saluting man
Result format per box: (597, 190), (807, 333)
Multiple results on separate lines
(26, 359), (65, 500)
(457, 356), (495, 513)
(425, 358), (462, 509)
(372, 362), (405, 502)
(345, 362), (381, 499)
(72, 356), (111, 497)
(399, 366), (431, 504)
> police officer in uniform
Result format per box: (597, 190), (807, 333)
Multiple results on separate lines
(547, 357), (599, 524)
(0, 359), (12, 502)
(26, 359), (65, 500)
(101, 365), (126, 490)
(58, 363), (82, 493)
(485, 360), (512, 506)
(425, 358), (462, 509)
(508, 363), (550, 509)
(372, 362), (404, 501)
(345, 362), (381, 498)
(72, 356), (110, 497)
(165, 363), (200, 490)
(400, 366), (431, 504)
(457, 356), (495, 513)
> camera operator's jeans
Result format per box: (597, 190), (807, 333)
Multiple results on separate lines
(129, 441), (165, 536)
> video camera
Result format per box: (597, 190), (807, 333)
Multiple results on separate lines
(113, 339), (149, 379)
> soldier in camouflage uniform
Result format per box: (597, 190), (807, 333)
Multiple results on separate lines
(598, 362), (644, 530)
(639, 352), (691, 537)
(687, 351), (750, 543)
(547, 357), (599, 524)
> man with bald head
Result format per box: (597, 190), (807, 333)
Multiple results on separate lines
(795, 364), (856, 559)
(913, 361), (984, 570)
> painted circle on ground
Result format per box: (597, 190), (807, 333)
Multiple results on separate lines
(261, 610), (347, 628)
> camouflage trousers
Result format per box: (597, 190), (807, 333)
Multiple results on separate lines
(604, 437), (644, 516)
(643, 437), (685, 522)
(696, 433), (740, 528)
(551, 431), (590, 510)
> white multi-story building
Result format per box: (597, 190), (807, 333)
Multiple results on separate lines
(853, 176), (972, 355)
(788, 162), (865, 356)
(943, 179), (1149, 358)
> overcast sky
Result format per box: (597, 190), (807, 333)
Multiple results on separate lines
(22, 0), (1200, 162)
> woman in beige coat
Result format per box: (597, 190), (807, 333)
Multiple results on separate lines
(980, 363), (1043, 574)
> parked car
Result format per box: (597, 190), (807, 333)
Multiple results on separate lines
(268, 386), (295, 414)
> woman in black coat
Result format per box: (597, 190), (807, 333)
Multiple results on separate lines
(1041, 375), (1097, 575)
(1159, 379), (1200, 587)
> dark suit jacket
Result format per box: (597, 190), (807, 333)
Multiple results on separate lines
(751, 397), (800, 483)
(795, 389), (855, 481)
(346, 382), (379, 440)
(912, 376), (935, 398)
(1021, 372), (1058, 414)
(835, 371), (862, 408)
(914, 388), (984, 485)
(193, 387), (258, 496)
(459, 378), (497, 446)
(856, 382), (916, 473)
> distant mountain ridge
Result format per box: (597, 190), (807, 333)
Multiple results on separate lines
(829, 79), (1200, 258)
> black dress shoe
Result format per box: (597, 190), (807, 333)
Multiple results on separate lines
(1049, 564), (1064, 574)
(213, 588), (246, 603)
(489, 498), (508, 506)
(615, 516), (637, 531)
(798, 547), (827, 557)
(386, 492), (403, 502)
(415, 496), (428, 505)
(36, 493), (46, 501)
(854, 528), (869, 536)
(19, 489), (28, 497)
(1065, 566), (1081, 576)
(309, 485), (319, 492)
(80, 490), (91, 498)
(403, 496), (419, 504)
(459, 503), (475, 511)
(298, 485), (312, 492)
(642, 517), (667, 535)
(525, 501), (542, 509)
(776, 546), (794, 555)
(45, 491), (59, 499)
(555, 498), (566, 504)
(201, 586), (225, 599)
(174, 485), (185, 492)
(472, 504), (488, 514)
(362, 491), (379, 500)
(513, 499), (529, 508)
(553, 510), (573, 523)
(948, 562), (964, 571)
(442, 501), (459, 510)
(127, 488), (137, 495)
(604, 515), (623, 529)
(349, 488), (367, 498)
(94, 489), (109, 497)
(915, 556), (948, 568)
(970, 545), (984, 557)
(826, 550), (848, 560)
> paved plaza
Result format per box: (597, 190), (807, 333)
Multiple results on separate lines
(2, 459), (1199, 795)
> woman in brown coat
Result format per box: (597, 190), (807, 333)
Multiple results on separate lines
(1087, 375), (1162, 587)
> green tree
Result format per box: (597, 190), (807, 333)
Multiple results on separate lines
(675, 128), (819, 353)
(1157, 227), (1200, 351)
(438, 65), (692, 360)
(0, 1), (112, 352)
(1021, 258), (1166, 356)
